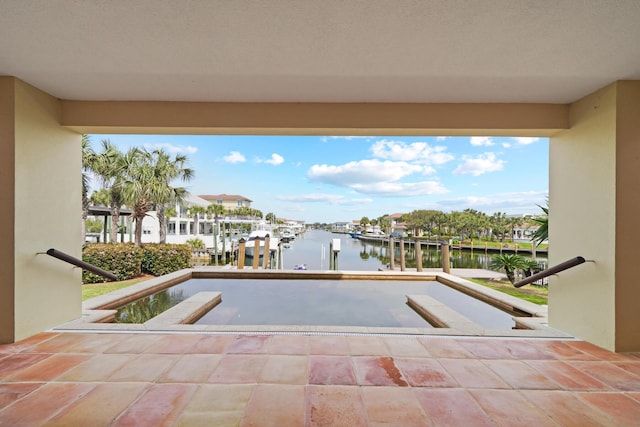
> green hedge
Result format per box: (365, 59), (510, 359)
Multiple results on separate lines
(82, 243), (191, 283)
(141, 244), (191, 276)
(82, 243), (144, 283)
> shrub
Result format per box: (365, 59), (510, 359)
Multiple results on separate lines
(82, 243), (144, 283)
(141, 244), (191, 276)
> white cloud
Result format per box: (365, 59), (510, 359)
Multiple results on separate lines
(452, 152), (505, 176)
(223, 151), (246, 163)
(502, 142), (512, 148)
(308, 159), (423, 186)
(144, 143), (198, 154)
(370, 140), (454, 165)
(436, 136), (447, 141)
(258, 153), (284, 165)
(513, 137), (540, 145)
(438, 191), (548, 213)
(277, 193), (374, 206)
(470, 136), (494, 147)
(350, 181), (449, 197)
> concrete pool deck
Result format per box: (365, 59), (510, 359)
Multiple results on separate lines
(1, 331), (639, 425)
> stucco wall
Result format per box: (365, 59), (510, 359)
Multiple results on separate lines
(12, 79), (81, 341)
(549, 84), (618, 350)
(614, 81), (640, 351)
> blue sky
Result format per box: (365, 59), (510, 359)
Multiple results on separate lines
(88, 134), (548, 223)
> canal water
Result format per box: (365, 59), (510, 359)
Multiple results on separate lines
(279, 229), (546, 271)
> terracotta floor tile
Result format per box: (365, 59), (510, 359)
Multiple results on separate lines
(0, 332), (58, 354)
(309, 356), (357, 385)
(535, 340), (597, 360)
(566, 340), (636, 361)
(578, 392), (640, 426)
(268, 335), (309, 355)
(259, 355), (308, 384)
(58, 333), (130, 353)
(56, 353), (138, 382)
(525, 360), (611, 390)
(114, 383), (197, 427)
(469, 389), (557, 426)
(0, 383), (95, 426)
(142, 334), (203, 354)
(572, 361), (640, 391)
(613, 360), (640, 377)
(521, 390), (614, 426)
(309, 335), (350, 355)
(227, 335), (271, 354)
(362, 386), (428, 426)
(628, 392), (640, 403)
(501, 339), (557, 360)
(45, 383), (149, 427)
(347, 336), (389, 356)
(103, 333), (163, 353)
(383, 336), (431, 357)
(414, 388), (494, 427)
(159, 354), (223, 383)
(108, 353), (177, 382)
(394, 357), (458, 387)
(418, 337), (474, 358)
(208, 354), (267, 383)
(0, 383), (43, 409)
(483, 359), (561, 390)
(241, 384), (305, 427)
(305, 385), (368, 427)
(352, 356), (408, 386)
(188, 334), (235, 354)
(456, 338), (518, 359)
(175, 384), (254, 426)
(9, 353), (93, 381)
(0, 353), (51, 380)
(438, 358), (509, 389)
(27, 333), (93, 353)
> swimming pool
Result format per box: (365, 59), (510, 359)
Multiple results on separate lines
(72, 268), (561, 337)
(114, 276), (515, 329)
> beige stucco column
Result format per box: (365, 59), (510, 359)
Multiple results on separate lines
(0, 77), (82, 343)
(549, 81), (640, 352)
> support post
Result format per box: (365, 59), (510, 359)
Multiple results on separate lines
(329, 241), (334, 270)
(252, 238), (260, 269)
(389, 237), (395, 270)
(415, 238), (422, 272)
(399, 237), (406, 271)
(262, 236), (270, 269)
(237, 239), (246, 269)
(441, 242), (450, 274)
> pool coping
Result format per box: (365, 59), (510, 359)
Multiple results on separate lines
(56, 267), (571, 338)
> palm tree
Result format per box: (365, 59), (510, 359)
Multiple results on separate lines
(92, 140), (127, 243)
(531, 205), (549, 247)
(119, 148), (193, 246)
(81, 135), (96, 244)
(489, 254), (528, 284)
(188, 205), (207, 237)
(207, 204), (226, 265)
(147, 149), (194, 244)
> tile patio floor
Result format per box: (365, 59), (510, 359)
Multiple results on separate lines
(1, 332), (640, 426)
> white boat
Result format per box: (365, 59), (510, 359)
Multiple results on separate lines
(244, 230), (278, 257)
(279, 228), (295, 243)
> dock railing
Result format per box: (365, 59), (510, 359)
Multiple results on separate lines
(514, 256), (589, 288)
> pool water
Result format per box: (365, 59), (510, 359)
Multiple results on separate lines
(114, 278), (517, 329)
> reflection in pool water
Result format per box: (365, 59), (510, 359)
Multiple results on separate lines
(115, 278), (517, 329)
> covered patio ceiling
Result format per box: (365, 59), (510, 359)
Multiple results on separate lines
(1, 1), (639, 105)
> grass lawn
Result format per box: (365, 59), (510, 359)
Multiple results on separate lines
(470, 278), (548, 305)
(82, 275), (152, 301)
